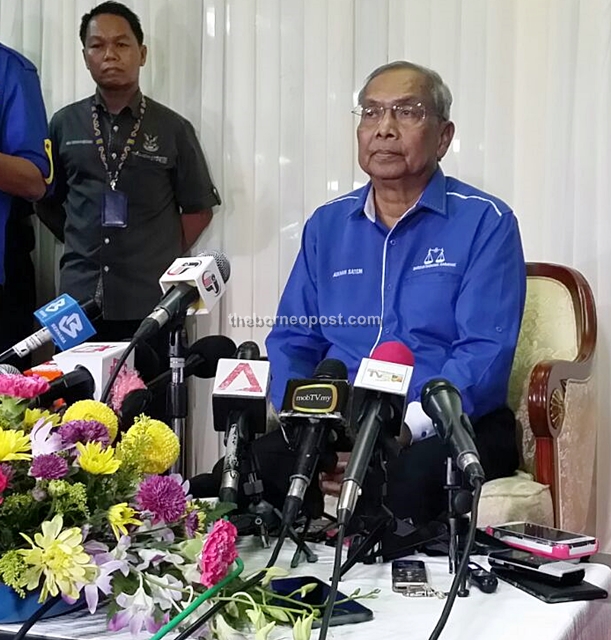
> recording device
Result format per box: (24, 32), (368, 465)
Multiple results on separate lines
(133, 250), (231, 342)
(467, 562), (498, 594)
(420, 378), (485, 488)
(336, 341), (414, 527)
(212, 341), (270, 505)
(0, 296), (100, 364)
(279, 358), (351, 528)
(485, 521), (599, 560)
(271, 577), (373, 627)
(28, 366), (95, 409)
(487, 548), (585, 586)
(391, 559), (431, 596)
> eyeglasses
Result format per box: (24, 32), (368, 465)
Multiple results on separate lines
(352, 102), (438, 126)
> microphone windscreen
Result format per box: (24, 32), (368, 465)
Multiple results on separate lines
(198, 250), (231, 283)
(187, 335), (237, 377)
(133, 341), (161, 382)
(371, 341), (415, 366)
(234, 340), (260, 360)
(314, 358), (348, 379)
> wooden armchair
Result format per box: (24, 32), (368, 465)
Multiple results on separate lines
(478, 263), (598, 533)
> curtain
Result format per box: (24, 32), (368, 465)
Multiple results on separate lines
(1, 0), (610, 549)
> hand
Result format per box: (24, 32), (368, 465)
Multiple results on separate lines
(319, 451), (350, 497)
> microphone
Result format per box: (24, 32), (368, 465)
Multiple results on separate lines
(279, 359), (351, 528)
(0, 297), (101, 364)
(420, 378), (485, 488)
(133, 250), (231, 342)
(121, 335), (238, 417)
(337, 341), (414, 526)
(212, 341), (270, 504)
(0, 364), (22, 375)
(28, 366), (95, 409)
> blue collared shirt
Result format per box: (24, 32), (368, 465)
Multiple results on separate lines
(0, 43), (51, 283)
(265, 168), (526, 434)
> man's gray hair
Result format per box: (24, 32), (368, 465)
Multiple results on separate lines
(357, 60), (453, 121)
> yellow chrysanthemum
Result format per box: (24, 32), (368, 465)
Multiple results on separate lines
(108, 503), (142, 540)
(76, 441), (122, 475)
(19, 514), (98, 602)
(21, 408), (61, 433)
(0, 427), (31, 462)
(62, 400), (119, 442)
(118, 414), (179, 474)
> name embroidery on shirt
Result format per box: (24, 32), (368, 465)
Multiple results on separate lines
(332, 268), (364, 278)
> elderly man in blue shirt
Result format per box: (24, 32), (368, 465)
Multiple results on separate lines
(196, 61), (525, 533)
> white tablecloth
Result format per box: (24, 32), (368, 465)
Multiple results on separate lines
(1, 538), (610, 640)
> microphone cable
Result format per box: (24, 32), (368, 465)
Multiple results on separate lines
(427, 478), (484, 640)
(316, 520), (347, 640)
(13, 594), (62, 640)
(172, 523), (291, 640)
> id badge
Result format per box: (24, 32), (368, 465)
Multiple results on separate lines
(102, 187), (128, 228)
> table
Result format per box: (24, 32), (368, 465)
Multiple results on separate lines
(1, 538), (610, 640)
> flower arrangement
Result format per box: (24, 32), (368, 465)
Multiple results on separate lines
(0, 371), (376, 639)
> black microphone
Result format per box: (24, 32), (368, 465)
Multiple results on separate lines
(133, 251), (231, 342)
(213, 341), (269, 505)
(120, 335), (237, 417)
(420, 378), (485, 488)
(28, 366), (95, 409)
(337, 341), (414, 526)
(0, 299), (101, 365)
(280, 359), (350, 528)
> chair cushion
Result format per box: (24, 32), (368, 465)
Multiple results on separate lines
(477, 471), (554, 527)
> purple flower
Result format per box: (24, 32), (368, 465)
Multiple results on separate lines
(30, 454), (69, 480)
(0, 463), (15, 486)
(185, 511), (200, 538)
(59, 420), (110, 447)
(136, 475), (187, 524)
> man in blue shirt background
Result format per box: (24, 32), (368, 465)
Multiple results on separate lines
(0, 42), (52, 363)
(195, 61), (525, 534)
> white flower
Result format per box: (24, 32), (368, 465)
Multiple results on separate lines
(30, 419), (63, 456)
(145, 572), (183, 610)
(213, 614), (248, 640)
(292, 614), (314, 640)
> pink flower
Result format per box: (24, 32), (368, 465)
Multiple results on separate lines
(109, 367), (146, 413)
(0, 469), (8, 493)
(0, 374), (49, 398)
(200, 519), (238, 588)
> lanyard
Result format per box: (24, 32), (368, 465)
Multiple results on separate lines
(91, 95), (146, 190)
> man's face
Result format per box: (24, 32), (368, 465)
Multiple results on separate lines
(357, 68), (454, 183)
(82, 14), (146, 91)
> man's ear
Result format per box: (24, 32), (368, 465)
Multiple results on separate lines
(437, 120), (455, 161)
(140, 44), (148, 67)
(82, 48), (89, 70)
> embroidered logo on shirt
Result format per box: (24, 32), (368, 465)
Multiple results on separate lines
(143, 133), (159, 152)
(332, 268), (364, 278)
(413, 248), (457, 271)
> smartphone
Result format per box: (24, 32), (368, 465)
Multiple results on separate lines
(391, 559), (430, 596)
(488, 548), (585, 585)
(485, 521), (598, 559)
(491, 566), (608, 604)
(270, 576), (373, 627)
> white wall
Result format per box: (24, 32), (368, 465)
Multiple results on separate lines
(2, 0), (610, 549)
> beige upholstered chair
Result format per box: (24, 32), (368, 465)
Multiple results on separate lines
(478, 263), (598, 533)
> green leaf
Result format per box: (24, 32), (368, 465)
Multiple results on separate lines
(265, 606), (290, 622)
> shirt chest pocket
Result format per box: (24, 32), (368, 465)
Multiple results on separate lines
(401, 270), (462, 333)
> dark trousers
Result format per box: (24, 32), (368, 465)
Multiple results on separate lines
(190, 406), (519, 527)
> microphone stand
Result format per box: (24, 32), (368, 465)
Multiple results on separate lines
(237, 441), (318, 565)
(445, 457), (471, 598)
(167, 314), (189, 477)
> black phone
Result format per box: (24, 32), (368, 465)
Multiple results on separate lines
(491, 566), (608, 603)
(270, 576), (374, 627)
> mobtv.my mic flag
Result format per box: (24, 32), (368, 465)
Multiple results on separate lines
(279, 358), (350, 528)
(337, 341), (414, 527)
